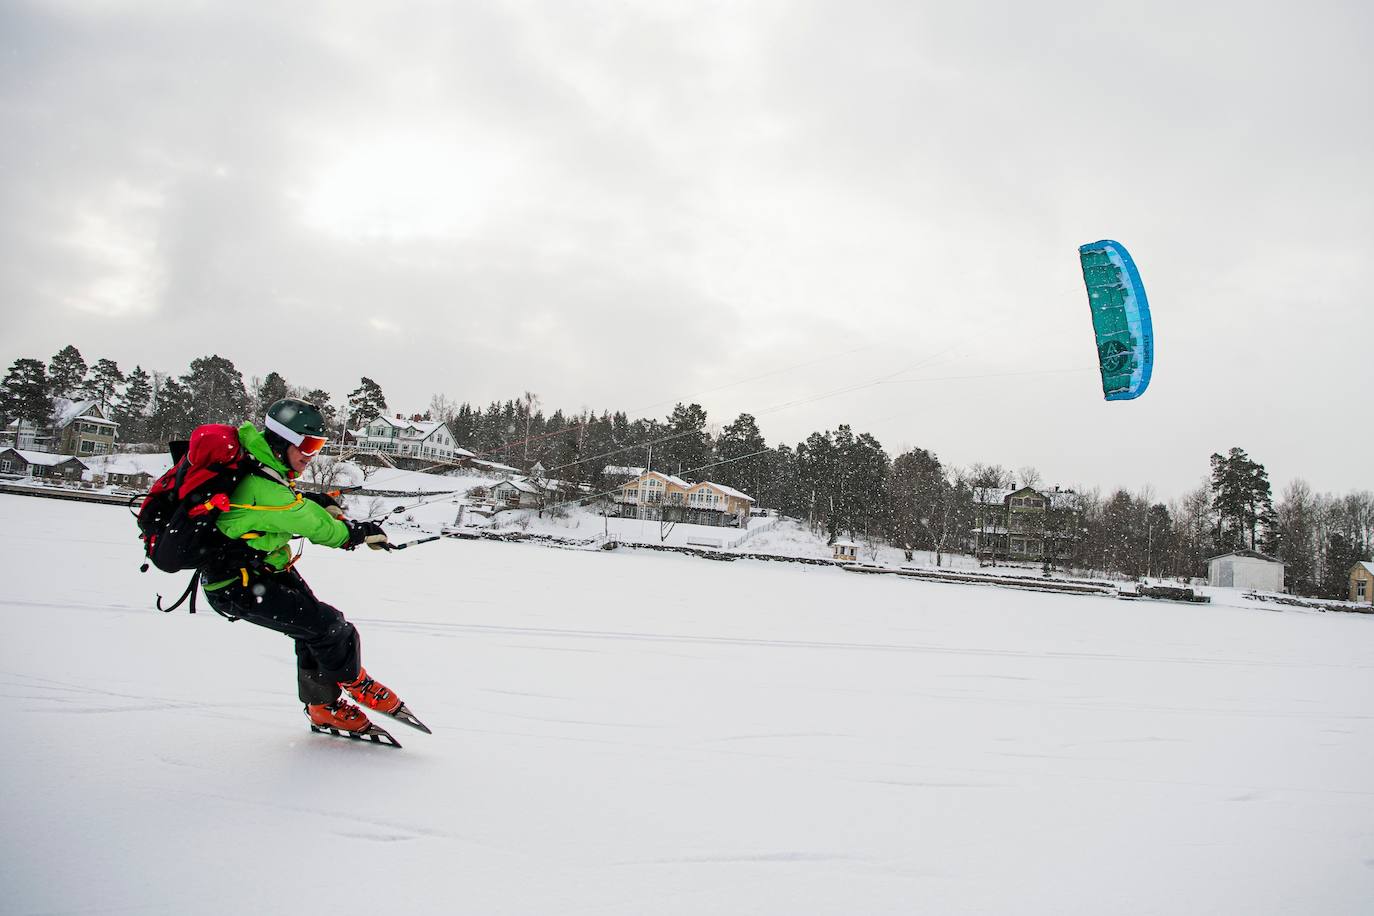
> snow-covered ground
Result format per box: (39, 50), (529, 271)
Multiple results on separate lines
(4, 493), (1373, 915)
(385, 496), (980, 568)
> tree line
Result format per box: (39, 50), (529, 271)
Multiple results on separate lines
(2, 345), (1370, 598)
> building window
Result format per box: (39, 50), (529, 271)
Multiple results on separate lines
(1360, 579), (1368, 600)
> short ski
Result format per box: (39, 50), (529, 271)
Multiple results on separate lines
(309, 721), (402, 748)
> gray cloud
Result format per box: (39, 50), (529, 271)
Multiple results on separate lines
(1, 0), (1370, 499)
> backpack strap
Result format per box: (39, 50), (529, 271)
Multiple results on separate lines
(250, 461), (291, 488)
(156, 569), (202, 614)
(157, 568), (244, 621)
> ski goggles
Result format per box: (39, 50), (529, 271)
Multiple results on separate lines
(296, 434), (328, 456)
(265, 417), (328, 456)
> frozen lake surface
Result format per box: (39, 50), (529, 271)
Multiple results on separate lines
(2, 494), (1372, 915)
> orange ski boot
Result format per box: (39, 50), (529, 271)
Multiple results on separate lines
(305, 698), (399, 747)
(340, 668), (431, 734)
(340, 668), (401, 714)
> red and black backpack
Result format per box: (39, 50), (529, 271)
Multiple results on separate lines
(135, 424), (260, 613)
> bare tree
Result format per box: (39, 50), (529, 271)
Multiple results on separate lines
(522, 391), (540, 464)
(428, 393), (458, 426)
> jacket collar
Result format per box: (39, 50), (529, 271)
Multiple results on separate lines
(238, 422), (293, 483)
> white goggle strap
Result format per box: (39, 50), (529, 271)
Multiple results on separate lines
(264, 416), (305, 447)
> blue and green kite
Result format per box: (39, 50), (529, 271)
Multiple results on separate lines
(1078, 239), (1153, 400)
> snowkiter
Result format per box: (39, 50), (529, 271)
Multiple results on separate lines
(201, 398), (425, 743)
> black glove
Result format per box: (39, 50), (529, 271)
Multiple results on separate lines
(344, 520), (391, 551)
(303, 490), (345, 519)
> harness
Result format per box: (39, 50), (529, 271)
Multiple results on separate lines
(162, 480), (309, 618)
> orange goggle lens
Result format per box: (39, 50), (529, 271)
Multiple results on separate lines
(298, 435), (327, 456)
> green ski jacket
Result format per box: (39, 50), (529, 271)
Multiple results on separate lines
(207, 423), (349, 586)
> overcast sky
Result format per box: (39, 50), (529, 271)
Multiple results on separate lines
(2, 0), (1370, 501)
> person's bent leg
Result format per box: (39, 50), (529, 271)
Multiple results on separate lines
(204, 572), (360, 703)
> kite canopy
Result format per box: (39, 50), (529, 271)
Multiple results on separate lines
(1078, 239), (1153, 401)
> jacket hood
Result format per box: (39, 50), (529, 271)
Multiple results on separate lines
(238, 422), (292, 478)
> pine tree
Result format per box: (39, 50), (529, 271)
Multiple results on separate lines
(148, 377), (194, 443)
(47, 345), (87, 399)
(714, 413), (768, 495)
(84, 358), (125, 411)
(796, 430), (839, 538)
(254, 372), (291, 421)
(346, 377), (388, 429)
(660, 403), (712, 478)
(1, 358), (53, 440)
(579, 412), (615, 487)
(451, 403), (477, 445)
(181, 355), (251, 425)
(887, 448), (946, 552)
(757, 445), (800, 518)
(114, 366), (154, 443)
(302, 388), (339, 436)
(1209, 448), (1275, 551)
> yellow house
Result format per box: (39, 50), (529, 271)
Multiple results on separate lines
(1351, 562), (1374, 605)
(614, 472), (755, 528)
(683, 481), (755, 522)
(616, 471), (691, 510)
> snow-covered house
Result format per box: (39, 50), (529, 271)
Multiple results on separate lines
(81, 452), (173, 489)
(469, 458), (520, 476)
(2, 398), (118, 456)
(832, 539), (859, 562)
(972, 485), (1081, 562)
(1348, 561), (1374, 605)
(489, 477), (542, 509)
(0, 448), (88, 482)
(352, 415), (467, 462)
(612, 471), (755, 528)
(90, 460), (156, 490)
(683, 481), (755, 526)
(1207, 550), (1285, 592)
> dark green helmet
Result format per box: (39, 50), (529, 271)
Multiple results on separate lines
(264, 398), (328, 453)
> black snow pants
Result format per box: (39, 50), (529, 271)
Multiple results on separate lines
(204, 568), (361, 705)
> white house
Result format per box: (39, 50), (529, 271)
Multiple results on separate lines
(1207, 550), (1285, 592)
(352, 415), (467, 461)
(489, 477), (543, 509)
